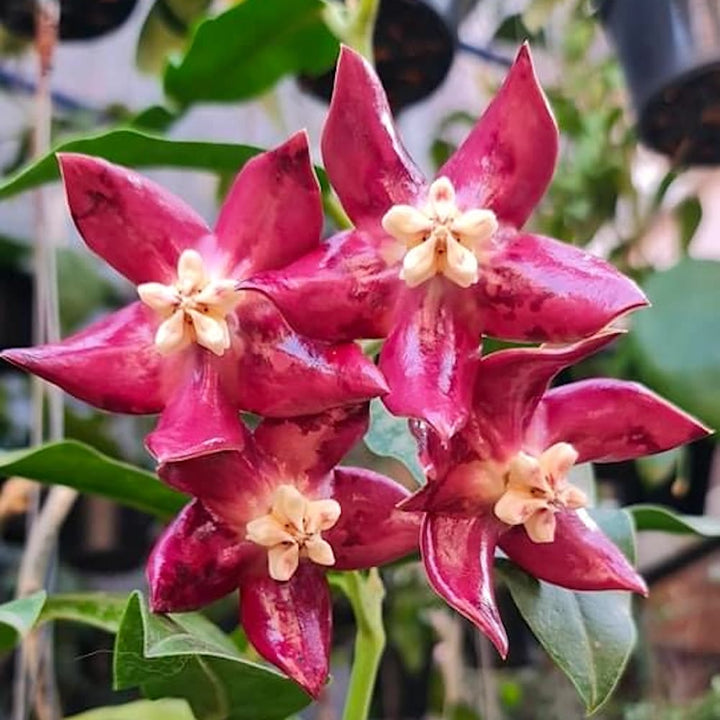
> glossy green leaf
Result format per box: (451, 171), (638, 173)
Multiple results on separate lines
(629, 504), (720, 536)
(39, 593), (128, 634)
(0, 591), (46, 653)
(66, 699), (196, 720)
(364, 399), (424, 483)
(114, 592), (311, 720)
(0, 441), (186, 520)
(631, 259), (720, 430)
(0, 129), (261, 201)
(164, 0), (338, 105)
(498, 508), (638, 713)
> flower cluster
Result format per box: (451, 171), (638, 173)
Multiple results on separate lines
(2, 44), (710, 695)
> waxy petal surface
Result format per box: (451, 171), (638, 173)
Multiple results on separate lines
(327, 467), (419, 570)
(475, 231), (648, 342)
(438, 44), (557, 228)
(240, 564), (331, 698)
(232, 296), (388, 417)
(499, 510), (647, 595)
(478, 231), (648, 342)
(253, 404), (369, 481)
(536, 379), (711, 464)
(1, 303), (170, 414)
(242, 230), (401, 342)
(148, 500), (252, 612)
(145, 352), (248, 463)
(466, 332), (622, 459)
(215, 132), (322, 279)
(420, 514), (507, 656)
(59, 154), (210, 285)
(322, 47), (426, 228)
(380, 280), (482, 439)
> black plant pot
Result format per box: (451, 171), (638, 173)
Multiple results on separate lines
(0, 0), (138, 41)
(301, 0), (477, 113)
(598, 0), (720, 165)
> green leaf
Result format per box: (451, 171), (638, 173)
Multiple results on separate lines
(497, 561), (636, 714)
(364, 399), (424, 483)
(631, 259), (720, 430)
(65, 699), (196, 720)
(40, 593), (129, 634)
(0, 129), (261, 201)
(676, 196), (702, 252)
(0, 591), (46, 653)
(164, 0), (338, 105)
(629, 505), (720, 536)
(114, 592), (311, 720)
(0, 441), (186, 520)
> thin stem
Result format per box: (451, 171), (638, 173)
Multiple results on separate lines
(323, 0), (380, 64)
(323, 192), (352, 230)
(338, 569), (386, 720)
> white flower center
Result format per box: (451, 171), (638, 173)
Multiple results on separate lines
(381, 177), (498, 289)
(493, 442), (587, 543)
(137, 249), (241, 357)
(245, 484), (341, 582)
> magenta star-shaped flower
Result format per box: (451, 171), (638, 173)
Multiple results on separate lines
(1, 133), (388, 463)
(243, 45), (648, 439)
(400, 332), (709, 655)
(148, 404), (419, 697)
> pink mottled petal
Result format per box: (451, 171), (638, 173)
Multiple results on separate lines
(536, 379), (711, 464)
(327, 467), (419, 570)
(232, 296), (388, 416)
(58, 154), (211, 285)
(145, 351), (247, 463)
(148, 500), (253, 612)
(254, 404), (369, 480)
(240, 564), (330, 698)
(466, 332), (622, 459)
(241, 230), (401, 342)
(158, 450), (272, 529)
(479, 231), (648, 342)
(499, 510), (647, 594)
(380, 280), (482, 440)
(439, 44), (557, 228)
(421, 514), (508, 656)
(409, 419), (454, 481)
(214, 132), (322, 278)
(1, 303), (172, 413)
(321, 46), (426, 228)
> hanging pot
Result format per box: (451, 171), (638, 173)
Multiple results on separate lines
(301, 0), (478, 113)
(0, 0), (138, 41)
(598, 0), (720, 165)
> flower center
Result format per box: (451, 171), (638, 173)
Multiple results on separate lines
(493, 442), (587, 543)
(137, 249), (241, 357)
(245, 484), (341, 582)
(381, 176), (498, 289)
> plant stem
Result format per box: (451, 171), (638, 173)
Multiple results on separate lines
(323, 0), (380, 64)
(338, 569), (386, 720)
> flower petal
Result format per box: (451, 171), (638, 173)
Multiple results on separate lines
(241, 229), (401, 342)
(421, 513), (508, 656)
(214, 132), (322, 278)
(380, 280), (482, 440)
(267, 543), (301, 582)
(536, 379), (712, 464)
(58, 153), (211, 285)
(304, 537), (335, 567)
(232, 296), (388, 416)
(240, 563), (331, 698)
(400, 235), (439, 288)
(479, 230), (648, 342)
(158, 449), (273, 529)
(253, 404), (369, 480)
(321, 46), (426, 228)
(326, 467), (419, 570)
(522, 508), (557, 543)
(499, 510), (647, 594)
(1, 303), (171, 413)
(438, 44), (557, 228)
(146, 352), (248, 463)
(465, 331), (622, 458)
(148, 500), (253, 612)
